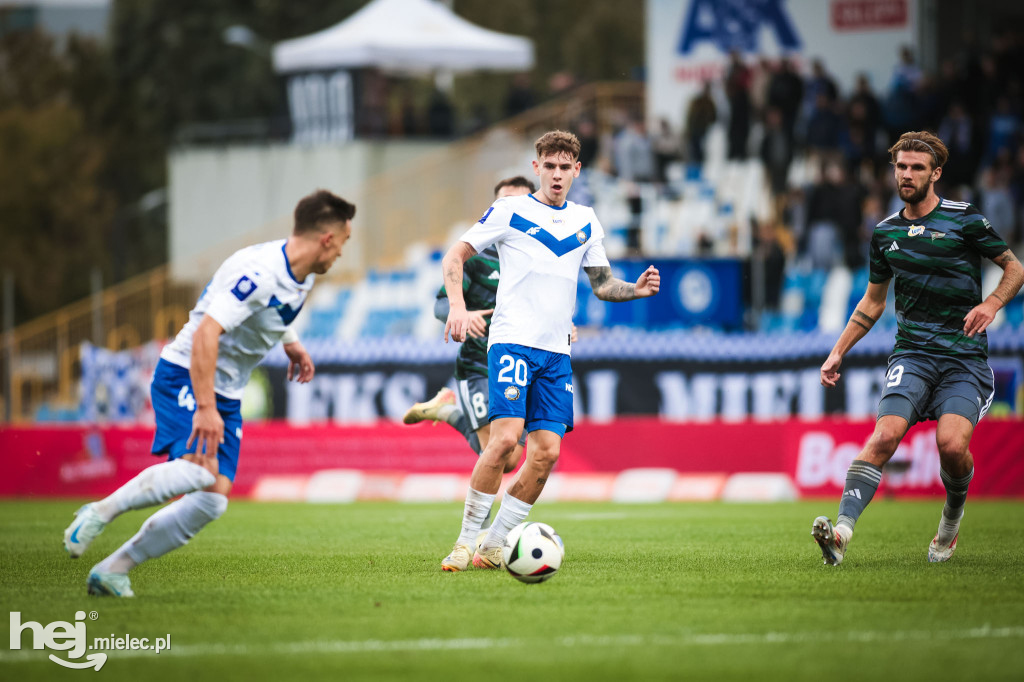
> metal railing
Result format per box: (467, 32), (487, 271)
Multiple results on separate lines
(1, 267), (198, 423)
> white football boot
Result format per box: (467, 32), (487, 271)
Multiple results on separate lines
(441, 543), (472, 572)
(87, 571), (134, 598)
(812, 516), (850, 566)
(928, 509), (963, 563)
(63, 504), (107, 558)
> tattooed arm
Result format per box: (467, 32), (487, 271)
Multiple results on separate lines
(584, 265), (661, 302)
(964, 248), (1024, 338)
(821, 280), (889, 388)
(441, 241), (477, 343)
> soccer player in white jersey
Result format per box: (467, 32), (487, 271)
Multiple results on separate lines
(62, 189), (355, 597)
(440, 130), (661, 571)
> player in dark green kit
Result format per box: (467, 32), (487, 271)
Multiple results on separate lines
(403, 177), (536, 472)
(813, 131), (1024, 566)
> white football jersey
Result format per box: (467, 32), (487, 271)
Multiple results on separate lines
(161, 239), (313, 399)
(459, 193), (609, 355)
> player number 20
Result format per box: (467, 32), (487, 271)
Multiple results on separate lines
(497, 355), (528, 386)
(886, 365), (904, 387)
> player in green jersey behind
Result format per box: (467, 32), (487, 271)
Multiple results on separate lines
(812, 130), (1024, 566)
(403, 176), (538, 473)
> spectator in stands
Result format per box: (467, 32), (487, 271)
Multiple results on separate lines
(651, 117), (681, 187)
(890, 45), (923, 92)
(802, 58), (839, 122)
(936, 102), (978, 190)
(983, 96), (1020, 166)
(805, 92), (845, 161)
(978, 152), (1016, 247)
(504, 73), (535, 118)
(613, 116), (656, 254)
(725, 50), (752, 160)
(684, 81), (717, 165)
(767, 57), (804, 142)
(804, 161), (864, 270)
(427, 87), (455, 137)
(846, 74), (883, 165)
(751, 218), (788, 315)
(760, 106), (794, 201)
(576, 117), (600, 169)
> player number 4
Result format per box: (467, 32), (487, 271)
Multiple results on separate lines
(886, 365), (904, 387)
(177, 385), (197, 412)
(497, 355), (528, 386)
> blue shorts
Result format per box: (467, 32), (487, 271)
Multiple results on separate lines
(488, 343), (574, 437)
(150, 359), (243, 481)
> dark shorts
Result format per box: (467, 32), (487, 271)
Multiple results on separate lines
(488, 343), (574, 438)
(150, 359), (243, 481)
(877, 351), (994, 427)
(456, 374), (526, 446)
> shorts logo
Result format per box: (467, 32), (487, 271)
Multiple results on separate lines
(576, 230), (587, 244)
(504, 386), (520, 401)
(564, 382), (573, 393)
(231, 275), (257, 301)
(908, 225), (925, 237)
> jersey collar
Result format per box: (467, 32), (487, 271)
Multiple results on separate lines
(529, 193), (568, 210)
(281, 241), (304, 284)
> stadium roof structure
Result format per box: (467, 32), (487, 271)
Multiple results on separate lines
(272, 0), (534, 74)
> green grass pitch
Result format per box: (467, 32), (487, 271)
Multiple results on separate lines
(2, 499), (1023, 681)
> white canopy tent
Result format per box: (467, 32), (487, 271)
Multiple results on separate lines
(272, 0), (534, 74)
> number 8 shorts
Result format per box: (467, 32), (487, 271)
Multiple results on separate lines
(878, 351), (994, 426)
(488, 343), (574, 438)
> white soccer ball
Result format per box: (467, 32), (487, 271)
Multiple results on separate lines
(502, 522), (564, 583)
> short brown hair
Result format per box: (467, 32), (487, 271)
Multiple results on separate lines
(888, 131), (949, 169)
(535, 130), (581, 161)
(494, 175), (536, 197)
(293, 189), (356, 235)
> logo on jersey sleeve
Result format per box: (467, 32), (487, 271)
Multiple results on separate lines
(504, 386), (521, 401)
(231, 275), (257, 301)
(269, 295), (304, 324)
(477, 207), (494, 224)
(908, 225), (925, 237)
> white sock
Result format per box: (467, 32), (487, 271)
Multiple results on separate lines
(93, 492), (228, 574)
(482, 493), (532, 550)
(456, 487), (495, 547)
(92, 460), (216, 522)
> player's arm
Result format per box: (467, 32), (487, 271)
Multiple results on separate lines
(820, 280), (889, 388)
(964, 248), (1024, 338)
(441, 241), (477, 342)
(584, 265), (661, 302)
(281, 327), (314, 383)
(188, 314), (226, 457)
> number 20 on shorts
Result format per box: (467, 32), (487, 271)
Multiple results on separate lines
(498, 355), (528, 386)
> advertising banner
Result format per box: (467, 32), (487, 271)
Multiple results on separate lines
(3, 418), (1022, 499)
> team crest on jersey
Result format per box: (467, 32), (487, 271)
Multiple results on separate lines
(576, 230), (588, 244)
(930, 231), (946, 240)
(908, 225), (925, 237)
(231, 275), (257, 301)
(504, 386), (520, 401)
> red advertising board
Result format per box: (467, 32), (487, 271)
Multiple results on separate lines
(2, 419), (1022, 499)
(831, 0), (908, 31)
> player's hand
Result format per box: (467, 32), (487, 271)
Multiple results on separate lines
(570, 324), (579, 343)
(444, 305), (470, 343)
(466, 309), (493, 338)
(187, 405), (224, 456)
(963, 299), (999, 338)
(635, 265), (661, 297)
(283, 340), (315, 383)
(820, 353), (843, 388)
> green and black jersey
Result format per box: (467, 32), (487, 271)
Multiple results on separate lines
(869, 198), (1009, 359)
(438, 245), (500, 379)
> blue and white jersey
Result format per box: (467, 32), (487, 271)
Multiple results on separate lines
(161, 239), (312, 399)
(459, 193), (609, 355)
